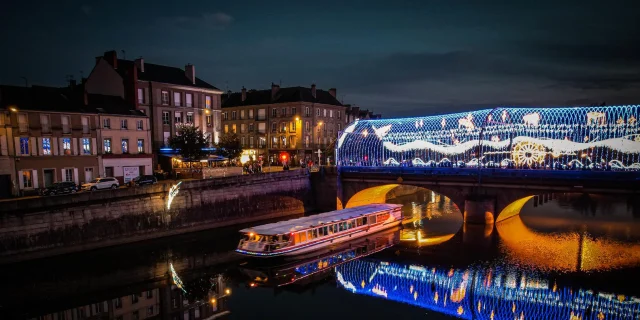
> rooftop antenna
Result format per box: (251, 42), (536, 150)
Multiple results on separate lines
(121, 50), (126, 60)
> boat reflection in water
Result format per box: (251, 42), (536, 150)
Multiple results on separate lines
(335, 259), (640, 320)
(238, 228), (399, 287)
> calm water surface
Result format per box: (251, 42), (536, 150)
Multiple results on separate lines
(2, 188), (640, 320)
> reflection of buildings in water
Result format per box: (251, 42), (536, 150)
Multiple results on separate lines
(335, 259), (640, 320)
(497, 215), (640, 272)
(391, 189), (460, 227)
(34, 273), (231, 320)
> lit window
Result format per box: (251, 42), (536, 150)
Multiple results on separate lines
(137, 88), (145, 104)
(121, 119), (128, 129)
(205, 96), (212, 109)
(103, 118), (111, 128)
(62, 138), (71, 155)
(137, 120), (143, 130)
(19, 137), (29, 155)
(22, 171), (32, 188)
(82, 138), (91, 155)
(104, 138), (112, 153)
(42, 138), (51, 155)
(175, 112), (182, 124)
(162, 112), (170, 125)
(174, 92), (181, 106)
(185, 93), (193, 107)
(206, 115), (212, 127)
(64, 168), (73, 182)
(137, 139), (144, 153)
(161, 91), (169, 105)
(224, 124), (229, 133)
(121, 139), (129, 153)
(186, 112), (194, 124)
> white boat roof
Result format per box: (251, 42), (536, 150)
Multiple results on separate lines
(240, 203), (402, 236)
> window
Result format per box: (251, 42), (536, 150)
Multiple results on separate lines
(121, 139), (129, 153)
(241, 136), (246, 146)
(62, 115), (70, 133)
(281, 122), (287, 133)
(137, 139), (144, 153)
(223, 112), (228, 120)
(323, 109), (327, 117)
(272, 108), (277, 117)
(62, 138), (71, 155)
(41, 115), (51, 133)
(338, 123), (342, 131)
(231, 111), (237, 120)
(292, 107), (296, 116)
(186, 112), (194, 124)
(316, 108), (320, 116)
(163, 111), (170, 125)
(137, 88), (145, 104)
(146, 290), (153, 299)
(240, 110), (245, 120)
(103, 118), (111, 129)
(63, 168), (73, 182)
(205, 96), (212, 109)
(82, 138), (91, 155)
(18, 114), (28, 132)
(147, 306), (154, 317)
(258, 109), (266, 120)
(259, 137), (266, 148)
(330, 110), (333, 118)
(22, 171), (32, 188)
(185, 93), (193, 107)
(305, 121), (310, 132)
(137, 120), (143, 130)
(104, 138), (112, 153)
(305, 135), (310, 148)
(249, 109), (254, 119)
(290, 136), (296, 148)
(175, 112), (182, 124)
(271, 122), (277, 133)
(19, 137), (29, 155)
(224, 124), (229, 133)
(232, 124), (237, 133)
(290, 121), (296, 132)
(82, 116), (90, 133)
(174, 92), (181, 106)
(42, 138), (51, 155)
(114, 297), (122, 309)
(121, 119), (128, 129)
(337, 111), (341, 120)
(206, 115), (212, 127)
(161, 91), (170, 105)
(131, 294), (139, 304)
(249, 136), (254, 147)
(249, 123), (254, 132)
(258, 123), (266, 133)
(281, 108), (286, 116)
(281, 136), (286, 147)
(271, 136), (277, 148)
(240, 123), (246, 133)
(305, 107), (310, 117)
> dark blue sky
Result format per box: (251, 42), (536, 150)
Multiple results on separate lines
(1, 0), (638, 117)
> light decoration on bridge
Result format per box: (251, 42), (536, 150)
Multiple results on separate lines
(335, 259), (640, 320)
(336, 105), (640, 170)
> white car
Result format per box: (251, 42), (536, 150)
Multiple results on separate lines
(82, 177), (120, 191)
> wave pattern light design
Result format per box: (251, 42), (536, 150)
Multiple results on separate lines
(336, 106), (640, 169)
(335, 259), (640, 319)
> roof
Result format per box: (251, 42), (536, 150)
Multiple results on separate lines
(240, 203), (402, 235)
(222, 86), (343, 108)
(116, 59), (220, 91)
(0, 85), (146, 117)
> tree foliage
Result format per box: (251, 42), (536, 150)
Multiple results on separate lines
(216, 133), (243, 160)
(168, 124), (210, 161)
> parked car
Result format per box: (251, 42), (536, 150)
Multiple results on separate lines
(81, 177), (120, 191)
(40, 181), (79, 196)
(129, 175), (157, 186)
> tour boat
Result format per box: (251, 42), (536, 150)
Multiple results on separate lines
(236, 203), (403, 257)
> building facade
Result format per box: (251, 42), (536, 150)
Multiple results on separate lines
(344, 104), (382, 126)
(85, 51), (223, 173)
(222, 84), (345, 165)
(0, 85), (153, 197)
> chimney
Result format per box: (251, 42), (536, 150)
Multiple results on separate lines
(103, 50), (118, 69)
(135, 57), (145, 73)
(185, 64), (195, 85)
(271, 83), (280, 100)
(329, 88), (337, 98)
(311, 84), (316, 98)
(241, 87), (247, 102)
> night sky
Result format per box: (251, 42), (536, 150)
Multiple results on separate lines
(1, 0), (638, 117)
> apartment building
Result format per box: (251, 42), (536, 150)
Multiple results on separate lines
(0, 85), (152, 196)
(85, 51), (223, 173)
(344, 104), (382, 127)
(222, 84), (345, 165)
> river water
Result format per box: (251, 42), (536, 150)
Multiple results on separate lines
(2, 188), (640, 320)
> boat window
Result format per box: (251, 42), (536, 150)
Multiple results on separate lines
(282, 234), (290, 242)
(323, 226), (328, 235)
(370, 215), (376, 224)
(294, 233), (301, 244)
(312, 228), (318, 238)
(363, 216), (368, 225)
(318, 227), (325, 237)
(300, 232), (307, 242)
(338, 223), (344, 232)
(307, 230), (313, 239)
(328, 224), (335, 234)
(356, 218), (363, 226)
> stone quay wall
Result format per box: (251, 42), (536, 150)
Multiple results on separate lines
(0, 170), (310, 263)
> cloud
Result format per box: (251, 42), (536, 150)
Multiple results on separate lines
(81, 5), (92, 16)
(169, 12), (234, 30)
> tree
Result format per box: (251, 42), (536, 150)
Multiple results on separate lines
(216, 133), (243, 160)
(168, 124), (210, 162)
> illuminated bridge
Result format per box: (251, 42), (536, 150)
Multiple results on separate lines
(336, 259), (640, 320)
(333, 105), (640, 223)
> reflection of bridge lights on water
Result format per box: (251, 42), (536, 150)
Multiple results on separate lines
(335, 259), (640, 320)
